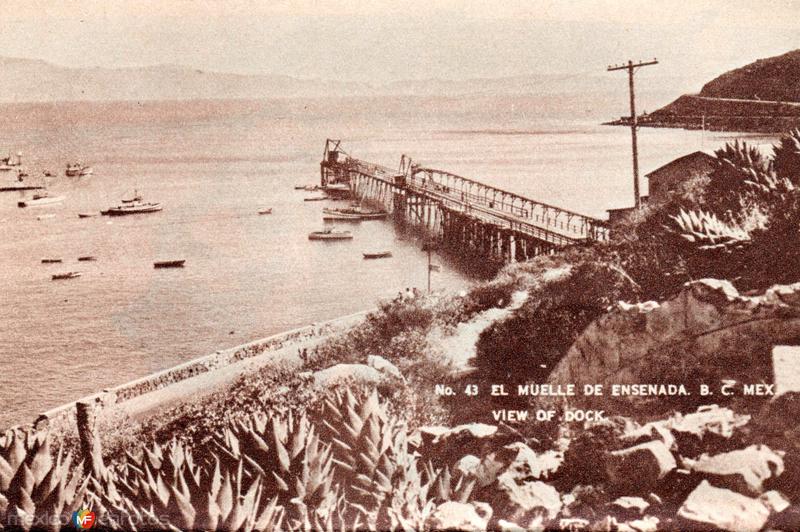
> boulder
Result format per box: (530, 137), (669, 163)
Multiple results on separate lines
(497, 519), (527, 531)
(773, 345), (800, 398)
(312, 364), (382, 386)
(667, 405), (750, 458)
(421, 423), (502, 465)
(366, 354), (405, 381)
(455, 454), (481, 477)
(493, 472), (562, 524)
(426, 501), (488, 531)
(687, 444), (784, 496)
(617, 516), (659, 532)
(546, 280), (800, 416)
(503, 441), (563, 481)
(606, 441), (676, 492)
(677, 480), (769, 532)
(609, 496), (649, 519)
(760, 490), (791, 513)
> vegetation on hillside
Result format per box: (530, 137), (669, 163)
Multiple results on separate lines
(6, 130), (800, 529)
(699, 49), (800, 103)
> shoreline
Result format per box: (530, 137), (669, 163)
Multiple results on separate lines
(7, 308), (372, 435)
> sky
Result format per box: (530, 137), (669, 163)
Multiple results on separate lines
(0, 0), (797, 88)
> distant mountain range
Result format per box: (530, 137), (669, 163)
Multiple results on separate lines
(0, 56), (689, 103)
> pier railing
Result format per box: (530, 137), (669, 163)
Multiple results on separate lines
(406, 164), (608, 242)
(320, 139), (609, 254)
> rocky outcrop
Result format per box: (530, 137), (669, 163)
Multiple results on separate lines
(677, 480), (770, 532)
(547, 279), (800, 416)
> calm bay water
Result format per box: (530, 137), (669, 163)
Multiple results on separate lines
(0, 96), (775, 427)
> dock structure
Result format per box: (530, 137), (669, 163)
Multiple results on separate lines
(320, 139), (608, 264)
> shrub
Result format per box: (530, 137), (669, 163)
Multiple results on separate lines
(472, 262), (640, 389)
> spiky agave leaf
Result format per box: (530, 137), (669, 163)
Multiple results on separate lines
(670, 208), (751, 250)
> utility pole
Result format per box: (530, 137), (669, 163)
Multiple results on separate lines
(608, 59), (658, 209)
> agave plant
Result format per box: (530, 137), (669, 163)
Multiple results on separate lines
(0, 430), (90, 532)
(772, 127), (800, 183)
(670, 208), (751, 250)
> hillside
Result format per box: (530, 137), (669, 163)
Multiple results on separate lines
(700, 49), (800, 102)
(607, 49), (800, 132)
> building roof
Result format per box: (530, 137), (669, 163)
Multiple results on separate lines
(645, 151), (716, 179)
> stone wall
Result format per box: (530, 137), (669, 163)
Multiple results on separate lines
(24, 310), (371, 434)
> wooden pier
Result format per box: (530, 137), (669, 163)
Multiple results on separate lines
(320, 139), (608, 265)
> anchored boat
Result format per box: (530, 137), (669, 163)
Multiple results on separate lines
(323, 212), (363, 222)
(363, 251), (392, 259)
(154, 260), (185, 268)
(52, 272), (81, 280)
(308, 228), (353, 241)
(66, 163), (91, 177)
(18, 192), (65, 208)
(105, 192), (162, 216)
(41, 258), (63, 264)
(78, 256), (96, 262)
(258, 208), (273, 215)
(323, 206), (387, 220)
(106, 202), (162, 215)
(0, 152), (23, 172)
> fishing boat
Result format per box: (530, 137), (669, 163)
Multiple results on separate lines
(78, 212), (98, 218)
(0, 153), (23, 172)
(321, 183), (351, 198)
(363, 251), (392, 259)
(41, 258), (62, 264)
(105, 192), (162, 216)
(78, 256), (96, 262)
(323, 206), (388, 220)
(154, 260), (185, 268)
(106, 202), (162, 215)
(65, 163), (91, 177)
(121, 190), (143, 203)
(52, 272), (81, 280)
(258, 208), (273, 215)
(0, 183), (43, 192)
(323, 212), (363, 221)
(308, 228), (353, 241)
(18, 192), (65, 208)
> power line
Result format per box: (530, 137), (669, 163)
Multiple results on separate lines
(607, 58), (658, 209)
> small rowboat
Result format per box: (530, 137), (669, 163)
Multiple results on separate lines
(78, 256), (96, 262)
(107, 202), (162, 215)
(323, 213), (362, 222)
(154, 260), (186, 268)
(41, 258), (62, 264)
(18, 194), (65, 208)
(78, 212), (98, 218)
(258, 208), (273, 215)
(304, 195), (329, 202)
(323, 207), (388, 220)
(363, 251), (392, 259)
(358, 211), (388, 220)
(52, 272), (81, 280)
(308, 229), (353, 241)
